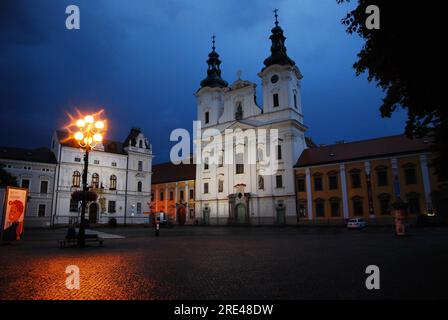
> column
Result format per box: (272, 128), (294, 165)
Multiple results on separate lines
(420, 154), (433, 210)
(391, 158), (401, 199)
(365, 161), (375, 217)
(339, 164), (349, 219)
(305, 168), (313, 221)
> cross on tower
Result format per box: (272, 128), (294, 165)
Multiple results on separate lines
(212, 35), (216, 51)
(274, 8), (279, 26)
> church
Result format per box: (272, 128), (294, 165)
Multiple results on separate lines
(193, 14), (309, 225)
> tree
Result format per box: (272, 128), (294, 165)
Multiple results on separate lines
(0, 167), (18, 188)
(337, 1), (447, 180)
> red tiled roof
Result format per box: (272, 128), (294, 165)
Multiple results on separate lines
(296, 135), (431, 167)
(152, 161), (196, 184)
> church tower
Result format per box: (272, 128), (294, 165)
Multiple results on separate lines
(195, 36), (228, 129)
(258, 10), (304, 120)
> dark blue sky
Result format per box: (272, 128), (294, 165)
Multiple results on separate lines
(0, 0), (406, 164)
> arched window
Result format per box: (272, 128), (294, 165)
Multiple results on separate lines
(235, 102), (243, 120)
(72, 171), (81, 187)
(91, 173), (99, 189)
(139, 140), (143, 148)
(137, 181), (143, 192)
(110, 175), (117, 190)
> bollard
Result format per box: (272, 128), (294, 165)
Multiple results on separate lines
(155, 222), (160, 237)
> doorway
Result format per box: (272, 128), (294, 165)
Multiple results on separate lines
(235, 204), (246, 224)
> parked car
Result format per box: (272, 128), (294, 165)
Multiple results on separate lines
(347, 218), (367, 229)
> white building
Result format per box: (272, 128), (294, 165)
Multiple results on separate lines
(0, 128), (153, 227)
(0, 147), (57, 227)
(194, 17), (309, 224)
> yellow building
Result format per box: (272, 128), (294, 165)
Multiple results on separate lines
(151, 162), (196, 225)
(294, 135), (443, 225)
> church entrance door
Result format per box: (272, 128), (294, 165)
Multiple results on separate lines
(235, 204), (246, 224)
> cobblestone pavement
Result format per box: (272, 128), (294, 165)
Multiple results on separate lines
(0, 226), (447, 300)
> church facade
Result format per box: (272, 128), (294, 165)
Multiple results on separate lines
(194, 17), (309, 224)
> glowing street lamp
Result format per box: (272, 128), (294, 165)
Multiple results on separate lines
(69, 111), (107, 247)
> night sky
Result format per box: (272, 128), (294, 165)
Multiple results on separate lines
(0, 0), (407, 164)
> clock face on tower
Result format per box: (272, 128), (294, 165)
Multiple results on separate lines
(270, 74), (279, 84)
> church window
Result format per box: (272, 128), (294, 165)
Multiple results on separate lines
(205, 111), (210, 124)
(276, 175), (283, 188)
(293, 93), (298, 109)
(204, 183), (209, 194)
(236, 153), (244, 174)
(218, 179), (224, 193)
(160, 191), (164, 201)
(273, 93), (279, 107)
(139, 140), (143, 148)
(137, 202), (142, 214)
(137, 181), (143, 192)
(180, 190), (184, 201)
(169, 191), (174, 200)
(204, 157), (209, 170)
(138, 161), (143, 172)
(277, 145), (282, 160)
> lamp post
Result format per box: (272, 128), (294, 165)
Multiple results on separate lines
(73, 114), (106, 247)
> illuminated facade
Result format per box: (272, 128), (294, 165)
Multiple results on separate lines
(295, 135), (444, 224)
(150, 162), (196, 224)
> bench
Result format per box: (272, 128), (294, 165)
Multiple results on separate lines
(59, 233), (104, 248)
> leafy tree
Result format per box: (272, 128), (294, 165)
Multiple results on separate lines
(0, 167), (18, 188)
(337, 1), (447, 180)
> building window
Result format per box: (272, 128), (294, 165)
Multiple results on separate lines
(91, 173), (99, 189)
(40, 181), (48, 194)
(236, 164), (244, 174)
(378, 194), (392, 215)
(94, 160), (100, 165)
(111, 162), (117, 167)
(273, 93), (279, 107)
(205, 111), (210, 124)
(277, 145), (282, 160)
(108, 201), (116, 213)
(137, 202), (142, 214)
(139, 140), (143, 148)
(236, 153), (244, 174)
(350, 170), (361, 188)
(258, 175), (265, 190)
(21, 179), (30, 189)
(180, 190), (184, 201)
(328, 172), (338, 190)
(314, 174), (323, 191)
(189, 189), (194, 199)
(138, 161), (143, 172)
(110, 175), (117, 190)
(276, 175), (283, 188)
(293, 94), (298, 109)
(204, 157), (209, 171)
(169, 191), (174, 200)
(330, 198), (340, 217)
(137, 181), (143, 192)
(218, 153), (224, 168)
(298, 202), (307, 217)
(297, 177), (305, 192)
(218, 179), (224, 193)
(151, 193), (154, 201)
(204, 183), (209, 194)
(315, 199), (325, 217)
(70, 199), (79, 212)
(352, 197), (364, 216)
(376, 166), (388, 187)
(74, 157), (81, 162)
(38, 204), (46, 217)
(404, 164), (417, 185)
(72, 171), (81, 187)
(160, 192), (164, 201)
(407, 193), (421, 214)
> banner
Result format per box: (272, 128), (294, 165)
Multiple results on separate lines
(2, 187), (28, 241)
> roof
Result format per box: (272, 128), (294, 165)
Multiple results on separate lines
(152, 161), (196, 184)
(0, 146), (57, 164)
(296, 135), (431, 168)
(56, 130), (126, 155)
